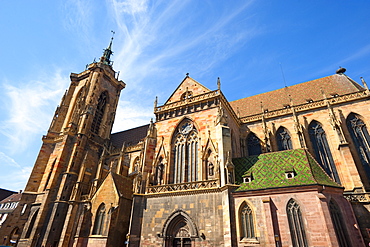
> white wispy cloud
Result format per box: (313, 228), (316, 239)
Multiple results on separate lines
(0, 70), (69, 153)
(0, 152), (32, 191)
(105, 0), (258, 131)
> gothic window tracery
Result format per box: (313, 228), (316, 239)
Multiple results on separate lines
(240, 203), (255, 239)
(92, 203), (106, 235)
(181, 91), (193, 100)
(246, 132), (262, 156)
(91, 91), (108, 135)
(173, 120), (198, 184)
(346, 113), (370, 181)
(308, 121), (340, 183)
(276, 127), (293, 151)
(329, 200), (350, 247)
(287, 199), (308, 247)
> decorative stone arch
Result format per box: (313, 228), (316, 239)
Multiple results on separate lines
(308, 120), (340, 183)
(171, 118), (200, 184)
(24, 207), (39, 239)
(345, 112), (370, 183)
(169, 116), (201, 140)
(152, 138), (169, 184)
(236, 200), (258, 242)
(286, 198), (308, 247)
(246, 132), (262, 156)
(328, 199), (350, 246)
(92, 203), (106, 235)
(162, 210), (199, 247)
(202, 134), (218, 180)
(275, 126), (293, 151)
(91, 91), (109, 135)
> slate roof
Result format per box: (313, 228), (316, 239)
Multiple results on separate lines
(0, 193), (21, 213)
(111, 172), (132, 198)
(0, 193), (21, 204)
(230, 74), (364, 118)
(110, 124), (149, 149)
(0, 188), (16, 201)
(233, 149), (341, 192)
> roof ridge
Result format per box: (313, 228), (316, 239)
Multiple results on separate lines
(231, 74), (339, 104)
(112, 124), (150, 135)
(304, 149), (341, 188)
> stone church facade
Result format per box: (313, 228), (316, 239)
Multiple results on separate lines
(0, 43), (369, 247)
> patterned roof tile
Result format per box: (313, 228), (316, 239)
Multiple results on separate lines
(233, 149), (340, 191)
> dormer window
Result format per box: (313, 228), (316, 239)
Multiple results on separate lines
(285, 171), (296, 179)
(243, 174), (253, 183)
(306, 99), (314, 103)
(330, 93), (339, 98)
(283, 104), (291, 109)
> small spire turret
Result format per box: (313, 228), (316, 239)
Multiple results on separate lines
(100, 31), (115, 65)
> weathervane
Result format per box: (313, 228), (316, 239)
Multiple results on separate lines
(111, 30), (115, 41)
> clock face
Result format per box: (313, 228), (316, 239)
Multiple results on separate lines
(180, 122), (193, 135)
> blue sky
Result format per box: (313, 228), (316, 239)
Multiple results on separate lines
(0, 0), (369, 191)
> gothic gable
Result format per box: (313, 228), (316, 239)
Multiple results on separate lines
(165, 76), (211, 104)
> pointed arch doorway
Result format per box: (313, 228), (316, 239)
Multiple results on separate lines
(162, 210), (199, 247)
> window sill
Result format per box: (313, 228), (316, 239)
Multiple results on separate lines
(239, 237), (259, 244)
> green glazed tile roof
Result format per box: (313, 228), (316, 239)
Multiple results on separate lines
(233, 149), (341, 192)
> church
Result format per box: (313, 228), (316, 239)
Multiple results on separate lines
(0, 41), (369, 247)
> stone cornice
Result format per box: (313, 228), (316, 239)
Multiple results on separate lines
(125, 143), (144, 153)
(144, 180), (239, 197)
(155, 90), (220, 120)
(233, 184), (343, 197)
(42, 134), (66, 144)
(240, 90), (369, 123)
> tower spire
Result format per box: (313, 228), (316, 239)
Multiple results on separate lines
(100, 30), (115, 65)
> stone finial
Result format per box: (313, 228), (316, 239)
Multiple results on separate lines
(154, 96), (158, 109)
(217, 77), (221, 90)
(361, 77), (369, 91)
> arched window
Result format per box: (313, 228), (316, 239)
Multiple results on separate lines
(246, 132), (262, 156)
(25, 208), (39, 239)
(346, 113), (370, 181)
(276, 127), (293, 151)
(287, 199), (308, 247)
(173, 120), (198, 184)
(91, 91), (108, 134)
(240, 203), (255, 239)
(329, 200), (350, 247)
(92, 203), (106, 235)
(308, 121), (340, 183)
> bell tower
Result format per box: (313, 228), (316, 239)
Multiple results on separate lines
(16, 37), (125, 247)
